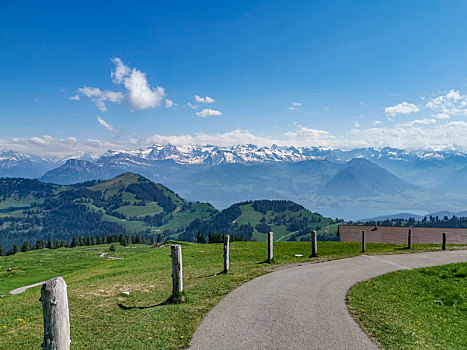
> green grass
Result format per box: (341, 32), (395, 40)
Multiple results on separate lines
(115, 202), (163, 217)
(348, 262), (467, 350)
(0, 242), (461, 350)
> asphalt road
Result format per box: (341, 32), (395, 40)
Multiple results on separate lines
(189, 250), (467, 350)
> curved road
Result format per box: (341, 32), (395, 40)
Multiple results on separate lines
(189, 250), (467, 350)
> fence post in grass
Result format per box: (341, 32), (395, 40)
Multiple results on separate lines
(41, 277), (70, 350)
(442, 232), (447, 250)
(311, 230), (317, 257)
(268, 232), (273, 263)
(171, 244), (184, 302)
(408, 229), (412, 250)
(223, 235), (230, 274)
(361, 230), (366, 253)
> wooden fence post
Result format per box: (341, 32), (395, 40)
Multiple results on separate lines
(311, 230), (317, 257)
(171, 245), (184, 302)
(268, 232), (273, 263)
(41, 277), (70, 350)
(223, 235), (230, 274)
(361, 230), (366, 253)
(442, 232), (447, 250)
(408, 229), (412, 250)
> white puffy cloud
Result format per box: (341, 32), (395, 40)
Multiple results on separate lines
(77, 87), (124, 112)
(372, 120), (382, 126)
(124, 69), (165, 110)
(68, 95), (80, 101)
(111, 57), (131, 83)
(77, 58), (165, 111)
(292, 102), (302, 107)
(187, 102), (198, 110)
(426, 89), (467, 118)
(194, 95), (215, 103)
(435, 113), (450, 120)
(385, 101), (419, 117)
(0, 135), (111, 158)
(165, 99), (175, 108)
(345, 120), (467, 150)
(97, 116), (116, 132)
(402, 118), (437, 127)
(196, 109), (222, 117)
(288, 107), (299, 111)
(144, 130), (280, 147)
(284, 125), (335, 146)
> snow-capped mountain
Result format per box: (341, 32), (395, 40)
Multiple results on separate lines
(4, 144), (467, 216)
(95, 144), (467, 166)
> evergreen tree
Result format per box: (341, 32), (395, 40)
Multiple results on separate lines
(0, 245), (5, 256)
(13, 244), (20, 254)
(47, 238), (53, 249)
(71, 236), (78, 248)
(196, 232), (207, 243)
(21, 241), (33, 252)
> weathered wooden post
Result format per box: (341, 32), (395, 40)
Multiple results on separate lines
(268, 232), (273, 263)
(223, 235), (230, 274)
(442, 232), (447, 250)
(171, 244), (184, 302)
(41, 277), (70, 350)
(408, 229), (412, 250)
(311, 230), (317, 257)
(361, 230), (366, 253)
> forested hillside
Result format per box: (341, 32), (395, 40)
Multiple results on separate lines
(0, 173), (338, 252)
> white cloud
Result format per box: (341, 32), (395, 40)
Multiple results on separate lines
(77, 87), (124, 112)
(194, 95), (215, 103)
(435, 113), (450, 120)
(97, 116), (116, 132)
(165, 99), (175, 108)
(111, 57), (131, 83)
(345, 120), (467, 150)
(196, 109), (222, 117)
(372, 120), (382, 126)
(187, 102), (198, 110)
(284, 125), (335, 146)
(385, 101), (419, 117)
(68, 95), (80, 101)
(354, 122), (360, 128)
(361, 102), (368, 107)
(426, 89), (467, 118)
(77, 58), (165, 111)
(288, 102), (302, 111)
(144, 130), (279, 147)
(402, 118), (437, 127)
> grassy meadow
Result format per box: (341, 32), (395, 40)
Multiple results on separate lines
(348, 262), (467, 350)
(0, 241), (462, 349)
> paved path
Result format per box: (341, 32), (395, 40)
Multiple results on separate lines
(10, 281), (46, 295)
(189, 250), (467, 350)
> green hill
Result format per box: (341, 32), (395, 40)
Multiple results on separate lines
(0, 174), (216, 250)
(0, 174), (338, 252)
(182, 199), (339, 242)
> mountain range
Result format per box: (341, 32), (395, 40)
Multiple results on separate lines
(2, 144), (467, 217)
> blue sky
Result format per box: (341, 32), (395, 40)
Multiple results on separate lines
(2, 0), (467, 156)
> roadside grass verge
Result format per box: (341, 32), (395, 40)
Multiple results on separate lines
(0, 241), (463, 349)
(348, 262), (467, 349)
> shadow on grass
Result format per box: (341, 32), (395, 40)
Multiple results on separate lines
(258, 259), (274, 264)
(118, 295), (185, 310)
